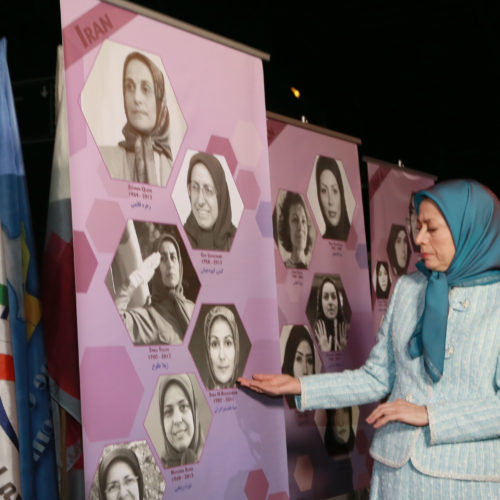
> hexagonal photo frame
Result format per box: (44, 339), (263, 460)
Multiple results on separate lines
(188, 304), (251, 390)
(105, 221), (200, 345)
(89, 440), (165, 499)
(306, 155), (355, 242)
(373, 260), (392, 300)
(280, 325), (322, 409)
(81, 39), (187, 186)
(306, 274), (352, 353)
(172, 149), (244, 251)
(273, 190), (316, 269)
(316, 406), (360, 458)
(386, 224), (411, 276)
(144, 373), (212, 469)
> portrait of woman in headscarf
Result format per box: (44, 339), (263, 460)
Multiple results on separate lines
(240, 179), (500, 498)
(100, 51), (173, 186)
(184, 152), (236, 251)
(159, 374), (205, 468)
(313, 276), (349, 352)
(281, 325), (315, 409)
(374, 260), (391, 299)
(114, 233), (194, 345)
(314, 155), (351, 241)
(386, 224), (411, 276)
(203, 305), (240, 389)
(277, 191), (314, 269)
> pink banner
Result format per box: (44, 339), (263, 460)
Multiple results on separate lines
(268, 117), (374, 498)
(60, 0), (288, 497)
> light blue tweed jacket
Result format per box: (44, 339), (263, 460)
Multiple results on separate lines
(296, 272), (500, 481)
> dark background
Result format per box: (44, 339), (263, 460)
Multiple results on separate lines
(2, 1), (499, 262)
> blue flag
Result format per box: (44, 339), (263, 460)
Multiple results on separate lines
(0, 37), (59, 500)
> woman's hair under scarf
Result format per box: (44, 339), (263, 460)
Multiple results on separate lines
(375, 261), (391, 299)
(159, 374), (204, 468)
(324, 407), (355, 456)
(98, 447), (144, 500)
(149, 233), (191, 333)
(282, 325), (315, 408)
(316, 277), (345, 348)
(184, 152), (236, 251)
(204, 306), (240, 388)
(315, 156), (350, 241)
(408, 179), (500, 382)
(120, 51), (172, 183)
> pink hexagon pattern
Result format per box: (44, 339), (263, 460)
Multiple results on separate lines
(268, 493), (289, 500)
(244, 469), (269, 500)
(236, 169), (261, 209)
(73, 230), (98, 293)
(256, 201), (273, 238)
(86, 199), (125, 253)
(232, 120), (263, 168)
(206, 135), (237, 174)
(355, 243), (369, 269)
(80, 346), (144, 441)
(294, 455), (313, 492)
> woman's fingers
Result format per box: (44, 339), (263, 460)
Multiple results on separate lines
(366, 399), (429, 428)
(237, 374), (301, 396)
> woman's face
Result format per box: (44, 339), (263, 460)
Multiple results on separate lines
(288, 203), (308, 253)
(124, 59), (157, 134)
(321, 281), (339, 320)
(209, 317), (236, 384)
(189, 163), (218, 230)
(159, 240), (180, 288)
(415, 199), (456, 271)
(163, 383), (194, 453)
(293, 339), (314, 377)
(394, 230), (408, 269)
(319, 169), (341, 227)
(333, 408), (350, 444)
(377, 264), (389, 292)
(104, 460), (140, 500)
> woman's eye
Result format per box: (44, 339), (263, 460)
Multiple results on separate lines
(164, 408), (173, 417)
(210, 340), (219, 349)
(180, 403), (189, 413)
(141, 82), (152, 94)
(320, 187), (327, 195)
(295, 354), (303, 363)
(306, 357), (313, 366)
(125, 81), (135, 92)
(225, 338), (234, 347)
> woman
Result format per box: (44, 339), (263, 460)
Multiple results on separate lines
(114, 233), (194, 345)
(314, 277), (349, 352)
(204, 305), (239, 389)
(386, 225), (410, 275)
(159, 374), (205, 468)
(184, 152), (236, 251)
(277, 191), (313, 269)
(240, 179), (500, 498)
(98, 447), (144, 500)
(101, 51), (173, 186)
(315, 156), (350, 240)
(281, 325), (315, 409)
(324, 407), (356, 457)
(375, 261), (391, 299)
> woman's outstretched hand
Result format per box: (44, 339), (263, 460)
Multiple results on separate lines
(366, 399), (429, 428)
(237, 374), (301, 397)
(314, 320), (332, 352)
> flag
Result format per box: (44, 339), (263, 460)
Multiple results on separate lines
(41, 45), (84, 499)
(0, 214), (22, 499)
(0, 37), (58, 500)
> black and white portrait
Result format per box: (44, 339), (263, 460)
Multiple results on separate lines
(374, 261), (392, 299)
(188, 304), (251, 390)
(89, 440), (165, 500)
(172, 150), (244, 251)
(81, 40), (186, 186)
(306, 155), (355, 241)
(386, 224), (411, 276)
(306, 274), (351, 353)
(106, 221), (200, 345)
(273, 190), (316, 269)
(280, 325), (321, 408)
(406, 193), (420, 251)
(144, 373), (211, 469)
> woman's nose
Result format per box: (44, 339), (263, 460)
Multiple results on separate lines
(218, 347), (226, 360)
(415, 227), (425, 245)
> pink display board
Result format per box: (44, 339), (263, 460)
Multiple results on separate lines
(268, 117), (374, 498)
(366, 160), (435, 335)
(60, 1), (288, 497)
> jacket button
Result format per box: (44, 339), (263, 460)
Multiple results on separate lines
(405, 394), (413, 402)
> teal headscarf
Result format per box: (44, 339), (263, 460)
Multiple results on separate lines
(408, 179), (500, 382)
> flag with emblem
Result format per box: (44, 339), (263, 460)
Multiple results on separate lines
(0, 37), (58, 499)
